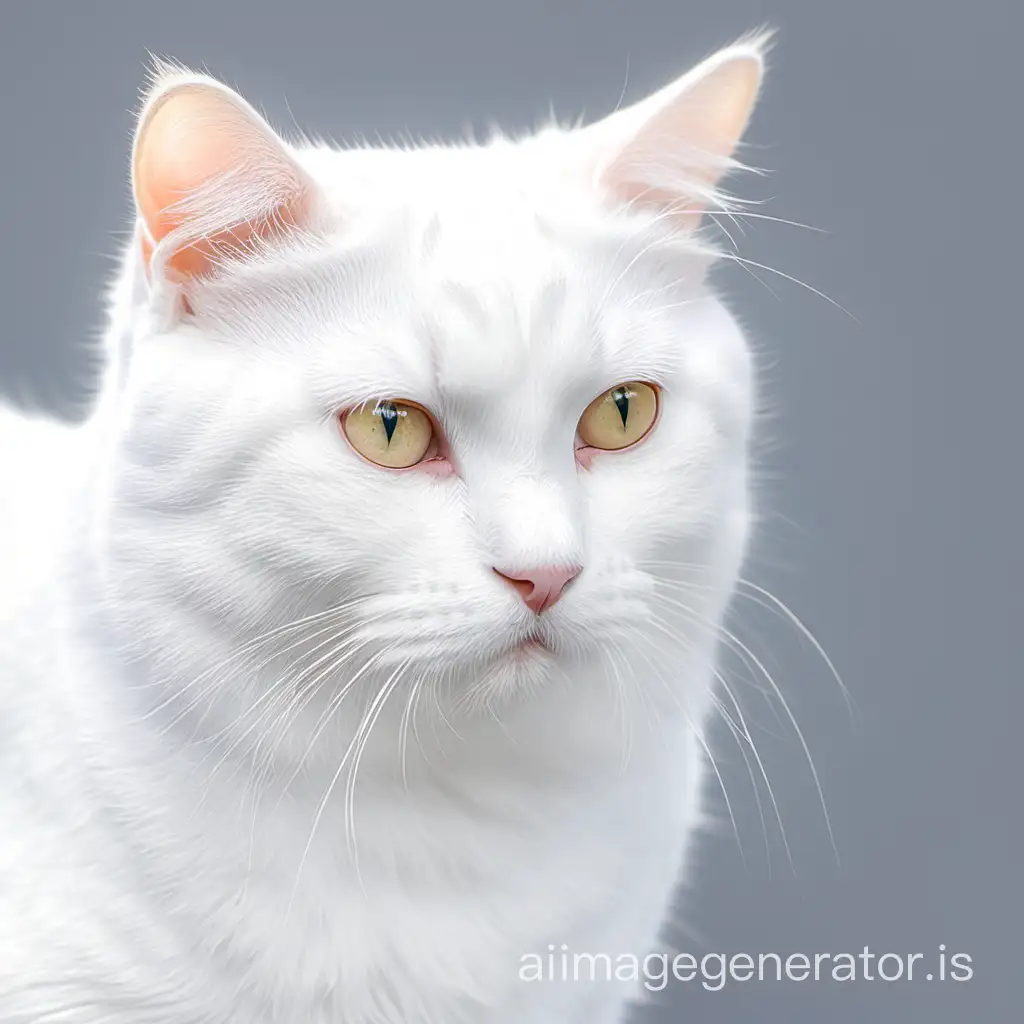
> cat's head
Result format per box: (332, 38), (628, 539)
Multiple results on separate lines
(100, 37), (768, 740)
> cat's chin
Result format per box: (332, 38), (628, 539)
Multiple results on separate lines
(453, 635), (563, 710)
(476, 660), (557, 702)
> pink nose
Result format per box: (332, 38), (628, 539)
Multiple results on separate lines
(493, 565), (581, 615)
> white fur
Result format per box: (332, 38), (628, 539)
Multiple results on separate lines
(0, 38), (766, 1024)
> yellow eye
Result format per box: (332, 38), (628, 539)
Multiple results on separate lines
(343, 400), (434, 469)
(578, 382), (658, 451)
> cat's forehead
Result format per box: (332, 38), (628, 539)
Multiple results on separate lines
(411, 207), (599, 396)
(196, 158), (698, 401)
(414, 185), (573, 280)
(342, 192), (691, 404)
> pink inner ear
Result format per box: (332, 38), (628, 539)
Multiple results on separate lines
(138, 199), (308, 281)
(138, 202), (308, 282)
(603, 172), (706, 229)
(133, 82), (310, 280)
(595, 50), (764, 227)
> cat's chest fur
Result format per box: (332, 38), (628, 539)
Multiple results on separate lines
(0, 621), (703, 1024)
(195, 731), (698, 1023)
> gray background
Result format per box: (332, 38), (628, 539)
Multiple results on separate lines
(2, 1), (1019, 1021)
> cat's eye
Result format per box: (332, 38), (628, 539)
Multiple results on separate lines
(343, 400), (434, 469)
(577, 382), (659, 452)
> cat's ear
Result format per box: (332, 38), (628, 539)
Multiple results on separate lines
(132, 64), (318, 282)
(578, 34), (770, 230)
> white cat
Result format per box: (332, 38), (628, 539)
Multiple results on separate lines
(0, 32), (769, 1024)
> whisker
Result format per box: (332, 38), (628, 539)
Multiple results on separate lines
(288, 650), (406, 908)
(644, 608), (793, 870)
(651, 587), (838, 867)
(718, 252), (859, 322)
(737, 578), (854, 718)
(344, 658), (413, 878)
(399, 674), (427, 788)
(625, 639), (747, 871)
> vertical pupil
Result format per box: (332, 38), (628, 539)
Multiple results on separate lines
(376, 401), (400, 445)
(613, 388), (630, 430)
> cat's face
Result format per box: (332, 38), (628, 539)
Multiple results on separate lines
(103, 41), (764, 730)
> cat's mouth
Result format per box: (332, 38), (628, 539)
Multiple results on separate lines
(519, 636), (549, 652)
(503, 632), (553, 660)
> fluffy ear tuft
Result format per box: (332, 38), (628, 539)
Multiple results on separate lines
(581, 32), (772, 230)
(132, 63), (316, 281)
